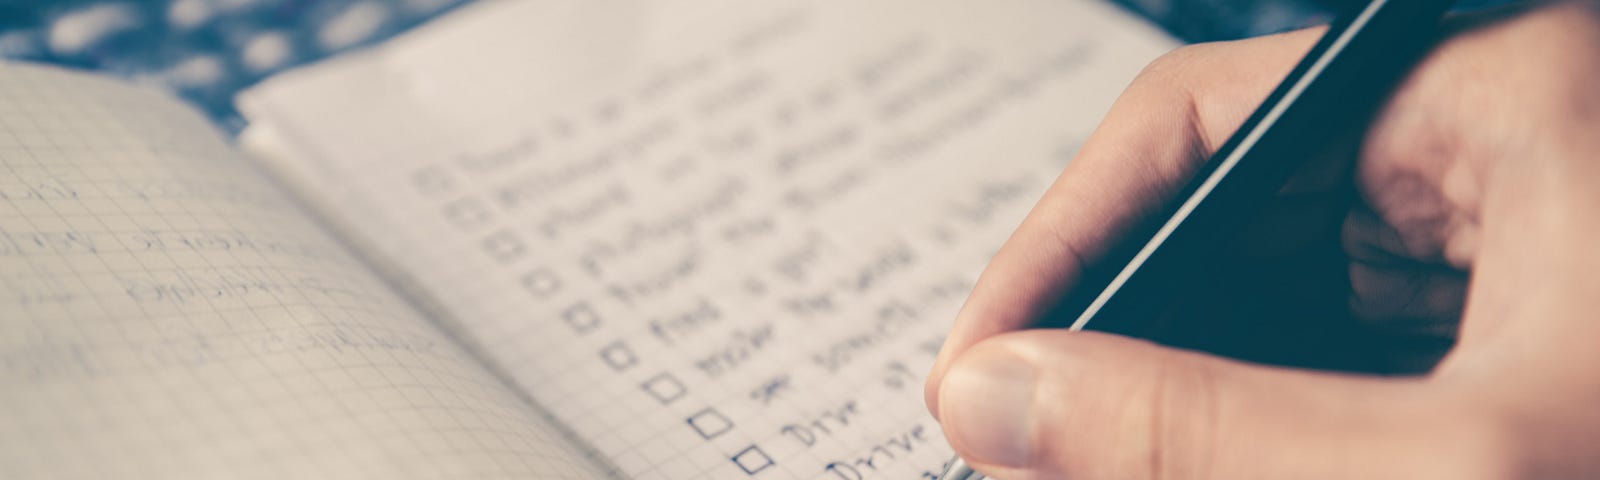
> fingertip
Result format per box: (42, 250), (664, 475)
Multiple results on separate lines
(923, 359), (944, 420)
(923, 328), (989, 421)
(925, 302), (1018, 421)
(934, 331), (1185, 479)
(937, 339), (1040, 469)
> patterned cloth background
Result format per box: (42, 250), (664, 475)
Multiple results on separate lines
(0, 0), (472, 130)
(0, 0), (1508, 130)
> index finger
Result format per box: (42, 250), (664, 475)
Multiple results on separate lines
(924, 29), (1322, 419)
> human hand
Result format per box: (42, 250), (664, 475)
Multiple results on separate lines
(925, 3), (1600, 479)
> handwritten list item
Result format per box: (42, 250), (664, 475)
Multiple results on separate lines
(0, 64), (610, 479)
(239, 0), (1177, 478)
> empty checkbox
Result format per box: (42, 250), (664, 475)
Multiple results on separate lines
(521, 269), (561, 298)
(441, 198), (491, 229)
(410, 165), (455, 196)
(599, 341), (638, 371)
(641, 373), (686, 404)
(686, 408), (733, 440)
(731, 445), (774, 475)
(482, 230), (526, 263)
(562, 302), (601, 334)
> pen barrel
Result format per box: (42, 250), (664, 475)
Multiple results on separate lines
(1038, 0), (1457, 340)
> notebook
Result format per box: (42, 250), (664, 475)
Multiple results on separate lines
(0, 0), (1174, 478)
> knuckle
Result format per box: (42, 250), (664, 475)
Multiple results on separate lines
(1132, 44), (1211, 90)
(1144, 353), (1221, 480)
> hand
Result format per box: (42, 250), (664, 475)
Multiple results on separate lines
(924, 3), (1600, 479)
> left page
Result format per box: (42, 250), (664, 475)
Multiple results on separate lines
(0, 63), (612, 479)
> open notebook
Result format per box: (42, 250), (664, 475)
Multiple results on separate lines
(1, 0), (1174, 478)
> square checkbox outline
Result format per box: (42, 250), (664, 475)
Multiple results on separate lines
(520, 268), (562, 298)
(562, 302), (601, 334)
(441, 197), (491, 229)
(685, 407), (733, 440)
(640, 372), (686, 405)
(481, 229), (526, 262)
(410, 164), (455, 195)
(600, 341), (639, 371)
(730, 444), (774, 475)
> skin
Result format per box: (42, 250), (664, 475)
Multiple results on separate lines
(924, 3), (1600, 479)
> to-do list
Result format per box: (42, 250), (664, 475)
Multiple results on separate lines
(238, 0), (1175, 478)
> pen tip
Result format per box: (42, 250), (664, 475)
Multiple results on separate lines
(939, 456), (982, 480)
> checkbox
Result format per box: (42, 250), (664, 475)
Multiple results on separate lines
(686, 407), (733, 440)
(482, 230), (526, 263)
(595, 98), (623, 124)
(599, 341), (638, 371)
(640, 373), (686, 405)
(562, 302), (601, 334)
(731, 445), (774, 475)
(521, 269), (561, 298)
(441, 198), (491, 229)
(550, 117), (576, 139)
(410, 165), (455, 196)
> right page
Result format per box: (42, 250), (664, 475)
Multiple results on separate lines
(238, 1), (1175, 478)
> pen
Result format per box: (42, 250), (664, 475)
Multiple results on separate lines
(934, 0), (1455, 478)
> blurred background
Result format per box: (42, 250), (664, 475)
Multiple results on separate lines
(0, 0), (1507, 130)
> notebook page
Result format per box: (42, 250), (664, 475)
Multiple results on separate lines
(0, 64), (610, 479)
(238, 1), (1176, 478)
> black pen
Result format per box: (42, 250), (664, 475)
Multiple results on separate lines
(936, 0), (1455, 478)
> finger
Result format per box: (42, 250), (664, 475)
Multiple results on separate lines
(936, 331), (1506, 480)
(1444, 115), (1600, 381)
(1344, 205), (1467, 335)
(1389, 3), (1600, 382)
(925, 28), (1325, 416)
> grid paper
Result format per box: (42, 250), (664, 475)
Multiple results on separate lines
(0, 63), (610, 479)
(237, 1), (1180, 478)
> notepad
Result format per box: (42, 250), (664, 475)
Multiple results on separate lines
(1, 1), (1175, 478)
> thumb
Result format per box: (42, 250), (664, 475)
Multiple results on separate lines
(934, 331), (1504, 480)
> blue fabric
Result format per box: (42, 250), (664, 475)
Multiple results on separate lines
(0, 0), (1510, 129)
(0, 0), (471, 130)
